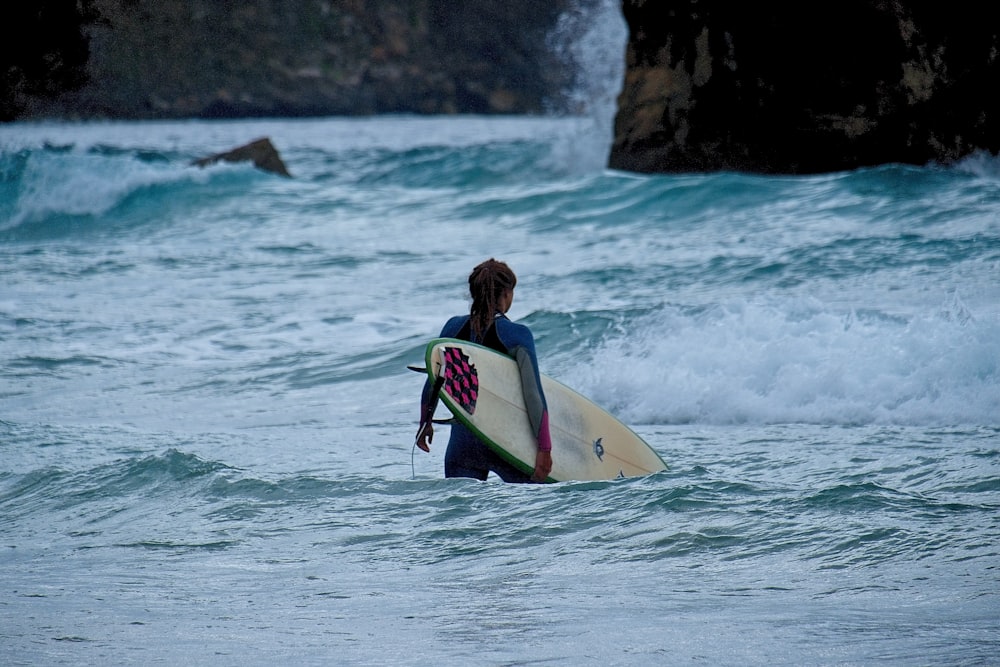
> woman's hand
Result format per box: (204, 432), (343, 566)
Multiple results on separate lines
(416, 422), (433, 452)
(532, 449), (552, 482)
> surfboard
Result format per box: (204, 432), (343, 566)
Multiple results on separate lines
(419, 337), (667, 482)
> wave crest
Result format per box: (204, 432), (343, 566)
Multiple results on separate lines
(562, 297), (1000, 427)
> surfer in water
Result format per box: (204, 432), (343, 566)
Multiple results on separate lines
(417, 259), (553, 483)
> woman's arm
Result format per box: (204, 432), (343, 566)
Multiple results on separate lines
(416, 316), (467, 452)
(512, 343), (553, 481)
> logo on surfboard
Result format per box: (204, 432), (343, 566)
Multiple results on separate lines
(593, 437), (604, 460)
(441, 346), (478, 414)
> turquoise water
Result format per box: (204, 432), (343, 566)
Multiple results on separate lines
(1, 116), (998, 665)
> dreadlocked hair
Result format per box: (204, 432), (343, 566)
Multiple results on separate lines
(468, 258), (517, 341)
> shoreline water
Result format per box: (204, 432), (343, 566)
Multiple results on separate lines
(2, 115), (998, 665)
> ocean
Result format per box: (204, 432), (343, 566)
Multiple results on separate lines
(1, 111), (998, 666)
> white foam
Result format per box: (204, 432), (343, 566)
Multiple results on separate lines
(567, 296), (1000, 427)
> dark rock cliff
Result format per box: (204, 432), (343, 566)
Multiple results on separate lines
(7, 1), (999, 175)
(609, 1), (1000, 174)
(7, 0), (576, 120)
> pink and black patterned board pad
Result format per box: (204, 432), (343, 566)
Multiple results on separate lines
(441, 346), (478, 414)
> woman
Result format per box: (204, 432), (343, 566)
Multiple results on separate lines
(416, 259), (553, 483)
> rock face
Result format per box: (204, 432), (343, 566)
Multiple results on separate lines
(610, 2), (1000, 174)
(13, 0), (575, 120)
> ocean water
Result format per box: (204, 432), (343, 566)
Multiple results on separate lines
(1, 114), (998, 666)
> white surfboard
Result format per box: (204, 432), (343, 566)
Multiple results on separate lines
(422, 337), (667, 482)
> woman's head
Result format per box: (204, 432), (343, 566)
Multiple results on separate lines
(468, 258), (517, 339)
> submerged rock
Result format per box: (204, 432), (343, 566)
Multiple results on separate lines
(192, 137), (291, 177)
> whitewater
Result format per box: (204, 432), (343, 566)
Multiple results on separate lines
(2, 49), (999, 667)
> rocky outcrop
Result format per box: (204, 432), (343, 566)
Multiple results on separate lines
(610, 2), (1000, 174)
(12, 1), (999, 176)
(12, 0), (575, 121)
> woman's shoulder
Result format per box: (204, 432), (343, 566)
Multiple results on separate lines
(495, 317), (535, 347)
(440, 315), (469, 337)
